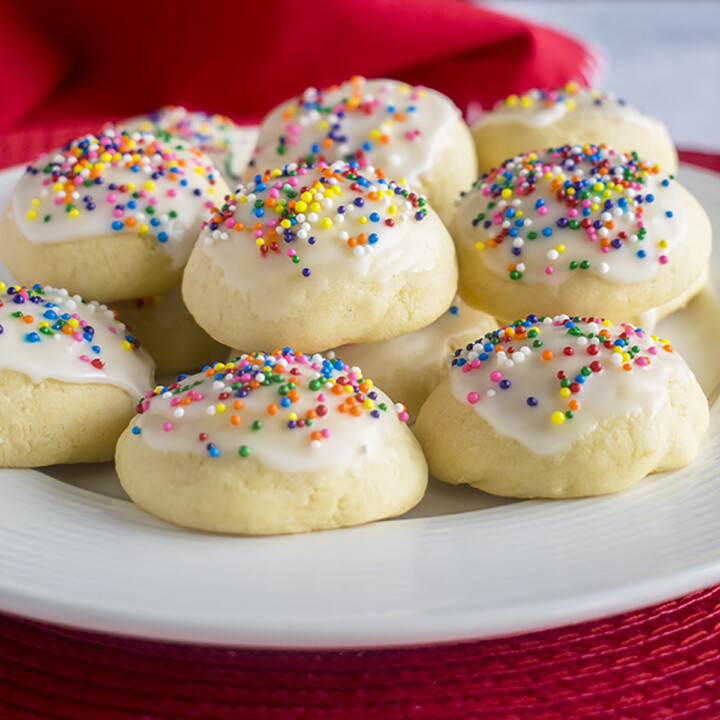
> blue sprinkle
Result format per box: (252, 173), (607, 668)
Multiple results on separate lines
(666, 211), (674, 218)
(25, 332), (41, 343)
(131, 427), (142, 435)
(449, 305), (459, 316)
(158, 232), (169, 243)
(499, 379), (511, 389)
(526, 397), (538, 407)
(637, 250), (647, 258)
(112, 220), (123, 231)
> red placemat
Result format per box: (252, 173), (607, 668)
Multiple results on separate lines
(2, 585), (720, 720)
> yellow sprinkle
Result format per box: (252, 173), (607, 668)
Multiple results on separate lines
(280, 219), (292, 229)
(288, 412), (298, 421)
(69, 208), (80, 218)
(591, 204), (599, 212)
(127, 183), (135, 191)
(506, 94), (519, 107)
(387, 205), (397, 215)
(344, 385), (354, 394)
(659, 239), (668, 249)
(256, 238), (265, 247)
(566, 99), (576, 111)
(560, 387), (571, 399)
(363, 399), (375, 409)
(27, 211), (37, 220)
(551, 411), (565, 425)
(216, 403), (226, 413)
(475, 241), (486, 251)
(139, 224), (149, 233)
(121, 340), (132, 351)
(556, 244), (565, 253)
(520, 95), (533, 107)
(309, 202), (321, 213)
(295, 201), (307, 213)
(31, 199), (40, 207)
(144, 181), (155, 191)
(301, 191), (313, 202)
(239, 195), (248, 203)
(501, 188), (513, 199)
(359, 216), (367, 225)
(321, 217), (332, 229)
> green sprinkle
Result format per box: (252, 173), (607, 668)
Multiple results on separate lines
(238, 445), (250, 457)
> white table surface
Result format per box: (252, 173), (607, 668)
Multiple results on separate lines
(487, 1), (720, 152)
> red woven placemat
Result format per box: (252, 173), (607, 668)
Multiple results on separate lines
(1, 129), (720, 719)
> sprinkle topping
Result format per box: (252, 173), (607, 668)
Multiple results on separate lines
(448, 314), (692, 455)
(251, 76), (458, 185)
(456, 144), (685, 285)
(202, 161), (428, 276)
(0, 283), (153, 399)
(131, 350), (408, 473)
(13, 130), (223, 267)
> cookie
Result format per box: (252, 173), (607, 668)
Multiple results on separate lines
(250, 76), (477, 221)
(116, 106), (259, 183)
(112, 287), (229, 378)
(472, 84), (677, 174)
(331, 296), (496, 420)
(415, 315), (708, 498)
(182, 162), (458, 353)
(116, 350), (427, 534)
(0, 130), (229, 303)
(0, 283), (154, 467)
(452, 145), (711, 326)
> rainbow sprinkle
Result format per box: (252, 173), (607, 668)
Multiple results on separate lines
(22, 130), (221, 245)
(203, 161), (428, 276)
(134, 349), (408, 458)
(462, 144), (674, 280)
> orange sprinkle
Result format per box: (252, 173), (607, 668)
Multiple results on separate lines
(62, 325), (74, 335)
(357, 233), (368, 245)
(663, 345), (674, 353)
(394, 113), (406, 122)
(250, 380), (261, 389)
(267, 404), (278, 415)
(125, 217), (137, 228)
(22, 315), (33, 324)
(322, 138), (334, 148)
(338, 403), (348, 413)
(542, 350), (554, 361)
(288, 390), (300, 402)
(233, 400), (244, 410)
(332, 384), (344, 395)
(367, 192), (378, 201)
(180, 397), (192, 406)
(568, 400), (579, 411)
(230, 415), (242, 426)
(350, 406), (363, 417)
(306, 409), (317, 420)
(311, 431), (322, 442)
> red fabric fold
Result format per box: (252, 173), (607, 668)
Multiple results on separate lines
(0, 0), (599, 130)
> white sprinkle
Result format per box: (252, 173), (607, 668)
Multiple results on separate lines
(212, 381), (224, 390)
(547, 250), (559, 260)
(598, 263), (609, 274)
(311, 440), (322, 450)
(361, 444), (371, 455)
(174, 408), (185, 418)
(206, 406), (216, 415)
(486, 389), (496, 398)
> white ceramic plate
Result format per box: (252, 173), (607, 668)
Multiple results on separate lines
(0, 163), (719, 649)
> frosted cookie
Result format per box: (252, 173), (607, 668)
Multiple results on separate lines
(472, 84), (677, 174)
(0, 283), (154, 467)
(452, 145), (711, 326)
(0, 130), (229, 303)
(182, 162), (458, 353)
(415, 316), (708, 498)
(116, 106), (259, 183)
(331, 297), (496, 420)
(250, 76), (477, 221)
(116, 349), (427, 534)
(112, 287), (229, 378)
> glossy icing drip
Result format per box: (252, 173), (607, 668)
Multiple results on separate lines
(476, 83), (663, 130)
(12, 130), (224, 269)
(0, 283), (154, 399)
(455, 144), (685, 285)
(131, 350), (409, 473)
(448, 315), (693, 455)
(251, 76), (459, 184)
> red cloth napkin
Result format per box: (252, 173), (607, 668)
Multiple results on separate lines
(0, 0), (600, 130)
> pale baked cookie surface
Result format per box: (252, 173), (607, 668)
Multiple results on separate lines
(415, 315), (708, 498)
(116, 350), (427, 534)
(472, 84), (677, 174)
(452, 145), (711, 325)
(250, 76), (477, 221)
(331, 296), (496, 420)
(0, 130), (229, 302)
(112, 287), (228, 379)
(0, 283), (154, 467)
(116, 106), (258, 184)
(182, 162), (458, 352)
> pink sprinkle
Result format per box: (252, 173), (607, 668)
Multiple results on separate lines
(108, 327), (116, 334)
(467, 392), (480, 404)
(602, 246), (610, 253)
(490, 371), (502, 382)
(297, 167), (307, 176)
(79, 355), (89, 362)
(659, 255), (668, 264)
(72, 332), (83, 342)
(225, 218), (235, 228)
(568, 209), (578, 218)
(139, 189), (148, 198)
(149, 197), (158, 205)
(287, 124), (300, 134)
(398, 411), (409, 422)
(538, 206), (548, 216)
(471, 359), (482, 368)
(462, 364), (472, 373)
(582, 199), (592, 208)
(162, 422), (173, 432)
(240, 373), (252, 382)
(637, 221), (645, 229)
(348, 372), (358, 382)
(287, 177), (299, 187)
(268, 188), (280, 198)
(321, 428), (331, 438)
(170, 398), (181, 407)
(648, 347), (658, 355)
(482, 187), (491, 196)
(635, 357), (649, 367)
(545, 266), (554, 275)
(287, 248), (297, 257)
(113, 208), (123, 218)
(318, 393), (326, 402)
(168, 188), (177, 198)
(54, 197), (63, 205)
(141, 400), (151, 411)
(106, 193), (117, 203)
(254, 230), (263, 238)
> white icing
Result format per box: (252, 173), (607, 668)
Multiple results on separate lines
(476, 86), (664, 131)
(0, 284), (154, 400)
(449, 316), (693, 455)
(198, 162), (438, 319)
(12, 131), (225, 269)
(132, 351), (407, 473)
(455, 145), (686, 286)
(251, 77), (459, 185)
